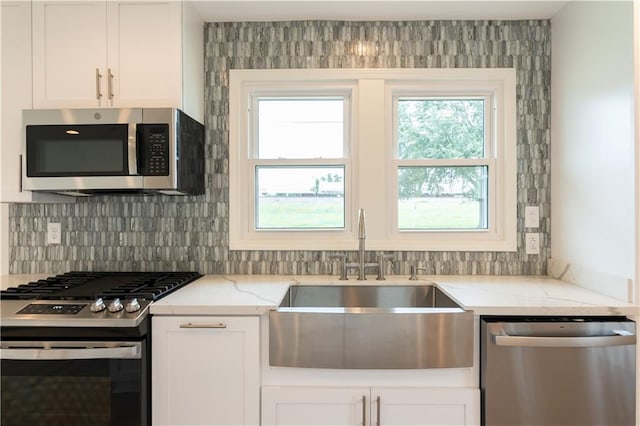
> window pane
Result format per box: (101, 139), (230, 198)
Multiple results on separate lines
(258, 98), (344, 159)
(397, 99), (484, 160)
(256, 166), (345, 229)
(398, 166), (488, 230)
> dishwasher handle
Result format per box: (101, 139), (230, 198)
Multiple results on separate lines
(491, 331), (636, 348)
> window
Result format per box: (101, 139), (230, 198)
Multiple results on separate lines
(254, 97), (347, 230)
(229, 69), (516, 251)
(395, 97), (489, 231)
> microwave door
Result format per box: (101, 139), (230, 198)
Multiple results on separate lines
(23, 120), (143, 193)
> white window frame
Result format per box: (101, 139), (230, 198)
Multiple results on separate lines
(251, 93), (351, 232)
(229, 68), (516, 251)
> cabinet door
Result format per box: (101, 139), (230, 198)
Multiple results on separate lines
(1, 2), (70, 203)
(152, 316), (260, 426)
(371, 387), (480, 426)
(262, 386), (370, 426)
(32, 1), (107, 108)
(106, 1), (182, 107)
(1, 2), (32, 200)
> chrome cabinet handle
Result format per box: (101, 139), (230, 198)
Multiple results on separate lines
(376, 395), (381, 426)
(107, 68), (114, 100)
(491, 333), (636, 348)
(179, 322), (227, 329)
(95, 68), (102, 100)
(362, 395), (366, 426)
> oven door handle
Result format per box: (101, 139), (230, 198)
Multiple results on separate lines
(1, 342), (142, 360)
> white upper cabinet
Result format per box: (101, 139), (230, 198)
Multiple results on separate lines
(1, 1), (69, 203)
(106, 1), (181, 108)
(32, 1), (108, 108)
(31, 0), (203, 120)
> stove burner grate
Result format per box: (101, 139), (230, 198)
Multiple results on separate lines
(0, 271), (201, 301)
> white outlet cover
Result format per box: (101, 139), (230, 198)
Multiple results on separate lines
(47, 222), (61, 245)
(525, 232), (539, 255)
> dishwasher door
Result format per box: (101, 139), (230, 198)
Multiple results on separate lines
(481, 317), (636, 426)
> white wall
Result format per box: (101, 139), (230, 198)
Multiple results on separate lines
(0, 2), (4, 275)
(635, 1), (640, 425)
(551, 1), (635, 294)
(635, 0), (640, 304)
(0, 205), (7, 275)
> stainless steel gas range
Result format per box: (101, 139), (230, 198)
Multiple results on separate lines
(0, 271), (202, 426)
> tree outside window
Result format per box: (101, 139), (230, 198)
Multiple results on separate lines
(396, 98), (489, 230)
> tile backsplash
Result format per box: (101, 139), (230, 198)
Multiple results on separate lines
(9, 19), (550, 275)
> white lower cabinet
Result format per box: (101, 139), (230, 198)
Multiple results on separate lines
(261, 386), (479, 426)
(262, 386), (370, 425)
(371, 387), (480, 426)
(152, 316), (260, 426)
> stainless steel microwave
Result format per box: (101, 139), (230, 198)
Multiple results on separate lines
(22, 108), (204, 196)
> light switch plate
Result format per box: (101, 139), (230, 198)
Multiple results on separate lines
(525, 206), (540, 228)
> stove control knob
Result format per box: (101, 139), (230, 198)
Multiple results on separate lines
(90, 298), (106, 313)
(108, 298), (124, 313)
(125, 298), (141, 313)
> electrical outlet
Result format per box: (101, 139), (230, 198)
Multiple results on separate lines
(47, 222), (61, 245)
(525, 232), (539, 255)
(525, 206), (540, 228)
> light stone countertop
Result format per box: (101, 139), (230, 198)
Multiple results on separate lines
(149, 275), (294, 315)
(432, 275), (639, 316)
(2, 273), (638, 316)
(150, 274), (640, 317)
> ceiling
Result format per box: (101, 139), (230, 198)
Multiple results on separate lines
(191, 0), (569, 22)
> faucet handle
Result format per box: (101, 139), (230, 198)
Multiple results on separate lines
(329, 254), (348, 280)
(376, 254), (395, 281)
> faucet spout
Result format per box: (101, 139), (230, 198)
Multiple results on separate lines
(357, 208), (366, 239)
(333, 208), (390, 281)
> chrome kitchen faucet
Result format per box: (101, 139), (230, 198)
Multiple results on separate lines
(330, 209), (394, 280)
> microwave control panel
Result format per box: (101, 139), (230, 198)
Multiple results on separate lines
(139, 124), (169, 176)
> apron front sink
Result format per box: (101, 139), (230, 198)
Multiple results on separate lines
(269, 284), (473, 369)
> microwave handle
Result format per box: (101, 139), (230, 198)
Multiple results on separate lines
(129, 122), (138, 175)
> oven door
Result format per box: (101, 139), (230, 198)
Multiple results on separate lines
(1, 340), (147, 426)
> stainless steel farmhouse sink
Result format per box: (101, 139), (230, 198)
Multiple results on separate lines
(269, 285), (473, 369)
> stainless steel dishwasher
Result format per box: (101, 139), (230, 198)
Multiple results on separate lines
(481, 316), (636, 426)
